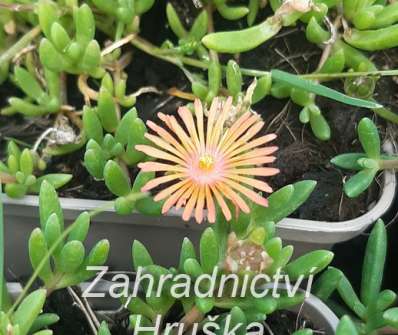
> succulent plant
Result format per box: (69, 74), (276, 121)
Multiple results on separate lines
(127, 179), (335, 332)
(0, 141), (71, 199)
(331, 117), (398, 198)
(314, 220), (397, 335)
(28, 181), (110, 291)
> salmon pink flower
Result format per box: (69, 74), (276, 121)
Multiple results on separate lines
(135, 97), (279, 224)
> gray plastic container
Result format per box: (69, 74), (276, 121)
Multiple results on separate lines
(3, 143), (396, 280)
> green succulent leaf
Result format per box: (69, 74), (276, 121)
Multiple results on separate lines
(254, 181), (316, 224)
(132, 240), (153, 271)
(11, 289), (47, 335)
(58, 241), (85, 273)
(313, 267), (343, 301)
(384, 308), (398, 329)
(83, 107), (104, 144)
(30, 313), (60, 333)
(98, 321), (112, 335)
(331, 153), (367, 170)
(285, 250), (334, 280)
(103, 160), (131, 197)
(68, 212), (90, 242)
(29, 174), (72, 194)
(358, 117), (381, 159)
(200, 228), (219, 274)
(361, 220), (387, 306)
(179, 238), (197, 272)
(39, 180), (63, 230)
(44, 213), (63, 255)
(343, 168), (378, 198)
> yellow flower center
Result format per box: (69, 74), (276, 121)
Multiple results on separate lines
(199, 154), (215, 172)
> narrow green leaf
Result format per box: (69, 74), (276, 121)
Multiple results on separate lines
(103, 160), (131, 197)
(285, 250), (334, 280)
(358, 117), (381, 158)
(344, 168), (378, 198)
(331, 153), (367, 170)
(361, 220), (387, 306)
(11, 289), (47, 335)
(384, 308), (398, 328)
(39, 180), (63, 230)
(271, 69), (382, 109)
(336, 316), (359, 335)
(132, 240), (153, 271)
(200, 228), (219, 274)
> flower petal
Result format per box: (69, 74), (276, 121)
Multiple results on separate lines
(138, 162), (186, 173)
(145, 133), (188, 161)
(146, 121), (188, 157)
(222, 178), (268, 207)
(141, 173), (185, 192)
(206, 97), (220, 149)
(223, 120), (264, 156)
(162, 181), (193, 213)
(227, 134), (277, 158)
(176, 184), (195, 209)
(194, 99), (205, 152)
(167, 115), (197, 154)
(205, 185), (216, 223)
(226, 175), (273, 193)
(227, 146), (278, 162)
(228, 167), (280, 176)
(219, 113), (258, 151)
(182, 187), (199, 221)
(210, 184), (232, 221)
(178, 106), (201, 151)
(195, 186), (205, 223)
(216, 182), (250, 213)
(135, 145), (187, 166)
(210, 97), (232, 149)
(226, 156), (276, 168)
(154, 179), (191, 201)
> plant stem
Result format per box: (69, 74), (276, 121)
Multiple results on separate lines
(131, 36), (398, 81)
(373, 106), (398, 124)
(0, 172), (17, 184)
(0, 184), (4, 310)
(0, 2), (34, 11)
(380, 159), (398, 169)
(178, 306), (204, 334)
(0, 26), (41, 65)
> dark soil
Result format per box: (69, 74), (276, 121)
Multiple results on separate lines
(265, 310), (320, 335)
(1, 0), (397, 222)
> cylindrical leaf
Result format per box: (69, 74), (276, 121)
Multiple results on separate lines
(58, 240), (85, 273)
(103, 160), (131, 196)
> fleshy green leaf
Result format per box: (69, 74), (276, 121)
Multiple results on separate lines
(103, 160), (131, 197)
(358, 117), (381, 159)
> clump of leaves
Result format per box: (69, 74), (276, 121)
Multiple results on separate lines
(0, 288), (59, 335)
(127, 180), (334, 333)
(38, 1), (104, 78)
(28, 181), (110, 291)
(0, 141), (71, 199)
(1, 66), (61, 117)
(314, 220), (398, 334)
(92, 0), (155, 38)
(82, 74), (159, 215)
(331, 117), (397, 198)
